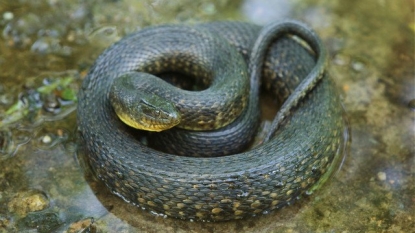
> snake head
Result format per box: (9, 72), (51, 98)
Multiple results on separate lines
(109, 74), (181, 132)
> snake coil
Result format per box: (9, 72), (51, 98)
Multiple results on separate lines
(77, 20), (346, 221)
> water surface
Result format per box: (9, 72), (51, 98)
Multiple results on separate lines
(0, 0), (413, 232)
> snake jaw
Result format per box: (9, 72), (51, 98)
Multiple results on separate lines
(143, 107), (181, 132)
(112, 103), (181, 132)
(116, 100), (181, 132)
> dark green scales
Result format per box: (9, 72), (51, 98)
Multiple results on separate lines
(77, 21), (345, 221)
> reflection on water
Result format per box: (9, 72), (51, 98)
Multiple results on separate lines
(0, 0), (413, 232)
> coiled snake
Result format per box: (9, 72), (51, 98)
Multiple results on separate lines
(77, 20), (345, 221)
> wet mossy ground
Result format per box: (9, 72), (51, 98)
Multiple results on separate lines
(0, 0), (414, 232)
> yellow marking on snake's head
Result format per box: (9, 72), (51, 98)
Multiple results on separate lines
(114, 98), (181, 132)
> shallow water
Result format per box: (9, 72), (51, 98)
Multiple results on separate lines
(0, 0), (414, 232)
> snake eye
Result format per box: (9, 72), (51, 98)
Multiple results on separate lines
(146, 109), (158, 118)
(140, 99), (165, 119)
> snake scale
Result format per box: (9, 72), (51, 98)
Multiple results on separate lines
(77, 20), (345, 221)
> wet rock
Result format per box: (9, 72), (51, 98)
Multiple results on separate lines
(31, 37), (72, 56)
(7, 190), (49, 217)
(41, 135), (52, 144)
(18, 212), (62, 233)
(351, 60), (366, 72)
(42, 92), (61, 114)
(66, 218), (96, 233)
(377, 172), (387, 181)
(3, 12), (14, 21)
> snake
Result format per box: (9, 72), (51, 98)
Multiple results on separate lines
(77, 20), (346, 221)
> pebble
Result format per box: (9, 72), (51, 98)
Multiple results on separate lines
(66, 218), (96, 233)
(377, 171), (387, 181)
(7, 190), (49, 216)
(351, 60), (365, 72)
(42, 135), (52, 144)
(20, 212), (61, 232)
(3, 12), (13, 20)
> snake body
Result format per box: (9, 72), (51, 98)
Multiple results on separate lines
(77, 21), (345, 221)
